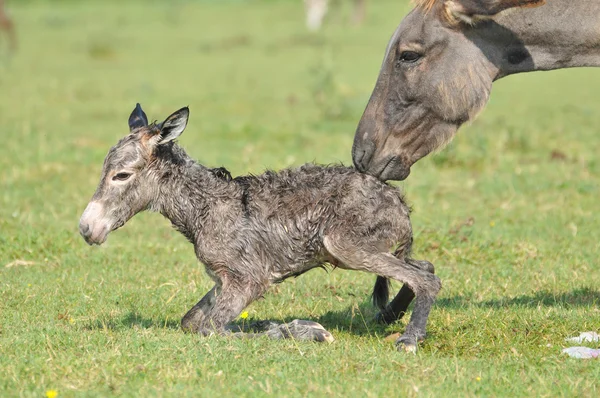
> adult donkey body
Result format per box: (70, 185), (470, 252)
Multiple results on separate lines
(352, 0), (599, 325)
(352, 0), (600, 181)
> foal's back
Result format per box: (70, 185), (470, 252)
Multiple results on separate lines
(227, 164), (410, 269)
(236, 164), (407, 224)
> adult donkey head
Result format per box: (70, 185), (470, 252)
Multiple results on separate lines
(352, 0), (557, 180)
(79, 104), (189, 245)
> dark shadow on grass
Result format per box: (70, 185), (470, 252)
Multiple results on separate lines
(82, 289), (597, 336)
(312, 300), (393, 336)
(83, 305), (390, 337)
(251, 287), (600, 337)
(436, 287), (600, 309)
(84, 311), (181, 331)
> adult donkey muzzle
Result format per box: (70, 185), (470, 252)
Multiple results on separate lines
(353, 142), (411, 181)
(352, 121), (412, 181)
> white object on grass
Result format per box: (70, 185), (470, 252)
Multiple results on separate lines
(565, 332), (600, 343)
(562, 346), (600, 359)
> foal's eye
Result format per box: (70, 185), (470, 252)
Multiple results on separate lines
(112, 172), (132, 182)
(398, 51), (421, 64)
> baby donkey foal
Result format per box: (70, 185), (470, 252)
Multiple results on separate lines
(79, 104), (441, 351)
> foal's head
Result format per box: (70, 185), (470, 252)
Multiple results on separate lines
(79, 104), (189, 245)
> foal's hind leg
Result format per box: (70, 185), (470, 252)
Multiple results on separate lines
(376, 259), (436, 325)
(324, 236), (441, 352)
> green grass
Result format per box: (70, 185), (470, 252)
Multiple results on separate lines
(1, 0), (599, 396)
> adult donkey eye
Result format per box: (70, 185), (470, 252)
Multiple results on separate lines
(398, 51), (421, 63)
(112, 172), (132, 182)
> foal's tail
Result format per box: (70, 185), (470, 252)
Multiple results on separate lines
(372, 276), (390, 310)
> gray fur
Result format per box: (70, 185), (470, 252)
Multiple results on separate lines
(352, 0), (600, 181)
(78, 104), (441, 351)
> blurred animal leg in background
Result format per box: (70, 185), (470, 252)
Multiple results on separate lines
(304, 0), (366, 31)
(304, 0), (329, 31)
(351, 0), (366, 26)
(0, 0), (16, 53)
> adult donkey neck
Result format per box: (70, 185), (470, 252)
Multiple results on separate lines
(150, 144), (239, 243)
(476, 0), (600, 79)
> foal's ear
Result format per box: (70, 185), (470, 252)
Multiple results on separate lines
(128, 103), (149, 131)
(444, 0), (545, 25)
(157, 107), (189, 145)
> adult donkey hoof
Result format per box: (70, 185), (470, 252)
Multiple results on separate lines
(265, 319), (335, 343)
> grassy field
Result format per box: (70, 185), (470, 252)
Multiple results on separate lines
(1, 0), (599, 396)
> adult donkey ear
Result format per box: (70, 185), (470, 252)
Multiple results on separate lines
(157, 107), (189, 145)
(128, 103), (149, 131)
(444, 0), (546, 25)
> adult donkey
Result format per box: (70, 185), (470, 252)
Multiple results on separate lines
(351, 0), (599, 325)
(352, 0), (599, 181)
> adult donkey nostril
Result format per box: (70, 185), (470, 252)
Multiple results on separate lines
(352, 141), (375, 173)
(353, 150), (366, 171)
(352, 119), (377, 172)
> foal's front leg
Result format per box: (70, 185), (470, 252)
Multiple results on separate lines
(180, 276), (334, 342)
(181, 281), (259, 335)
(258, 319), (334, 342)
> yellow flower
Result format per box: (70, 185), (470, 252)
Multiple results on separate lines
(476, 377), (481, 382)
(240, 311), (249, 320)
(69, 317), (75, 325)
(46, 390), (58, 398)
(489, 221), (495, 227)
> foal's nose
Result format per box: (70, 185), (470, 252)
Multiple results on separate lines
(79, 221), (91, 239)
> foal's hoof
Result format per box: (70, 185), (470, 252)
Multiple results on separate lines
(266, 319), (334, 343)
(395, 334), (419, 354)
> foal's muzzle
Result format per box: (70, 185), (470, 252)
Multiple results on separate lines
(79, 201), (111, 245)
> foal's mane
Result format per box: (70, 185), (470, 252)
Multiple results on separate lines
(413, 0), (438, 11)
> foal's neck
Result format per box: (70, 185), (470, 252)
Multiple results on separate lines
(150, 145), (236, 243)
